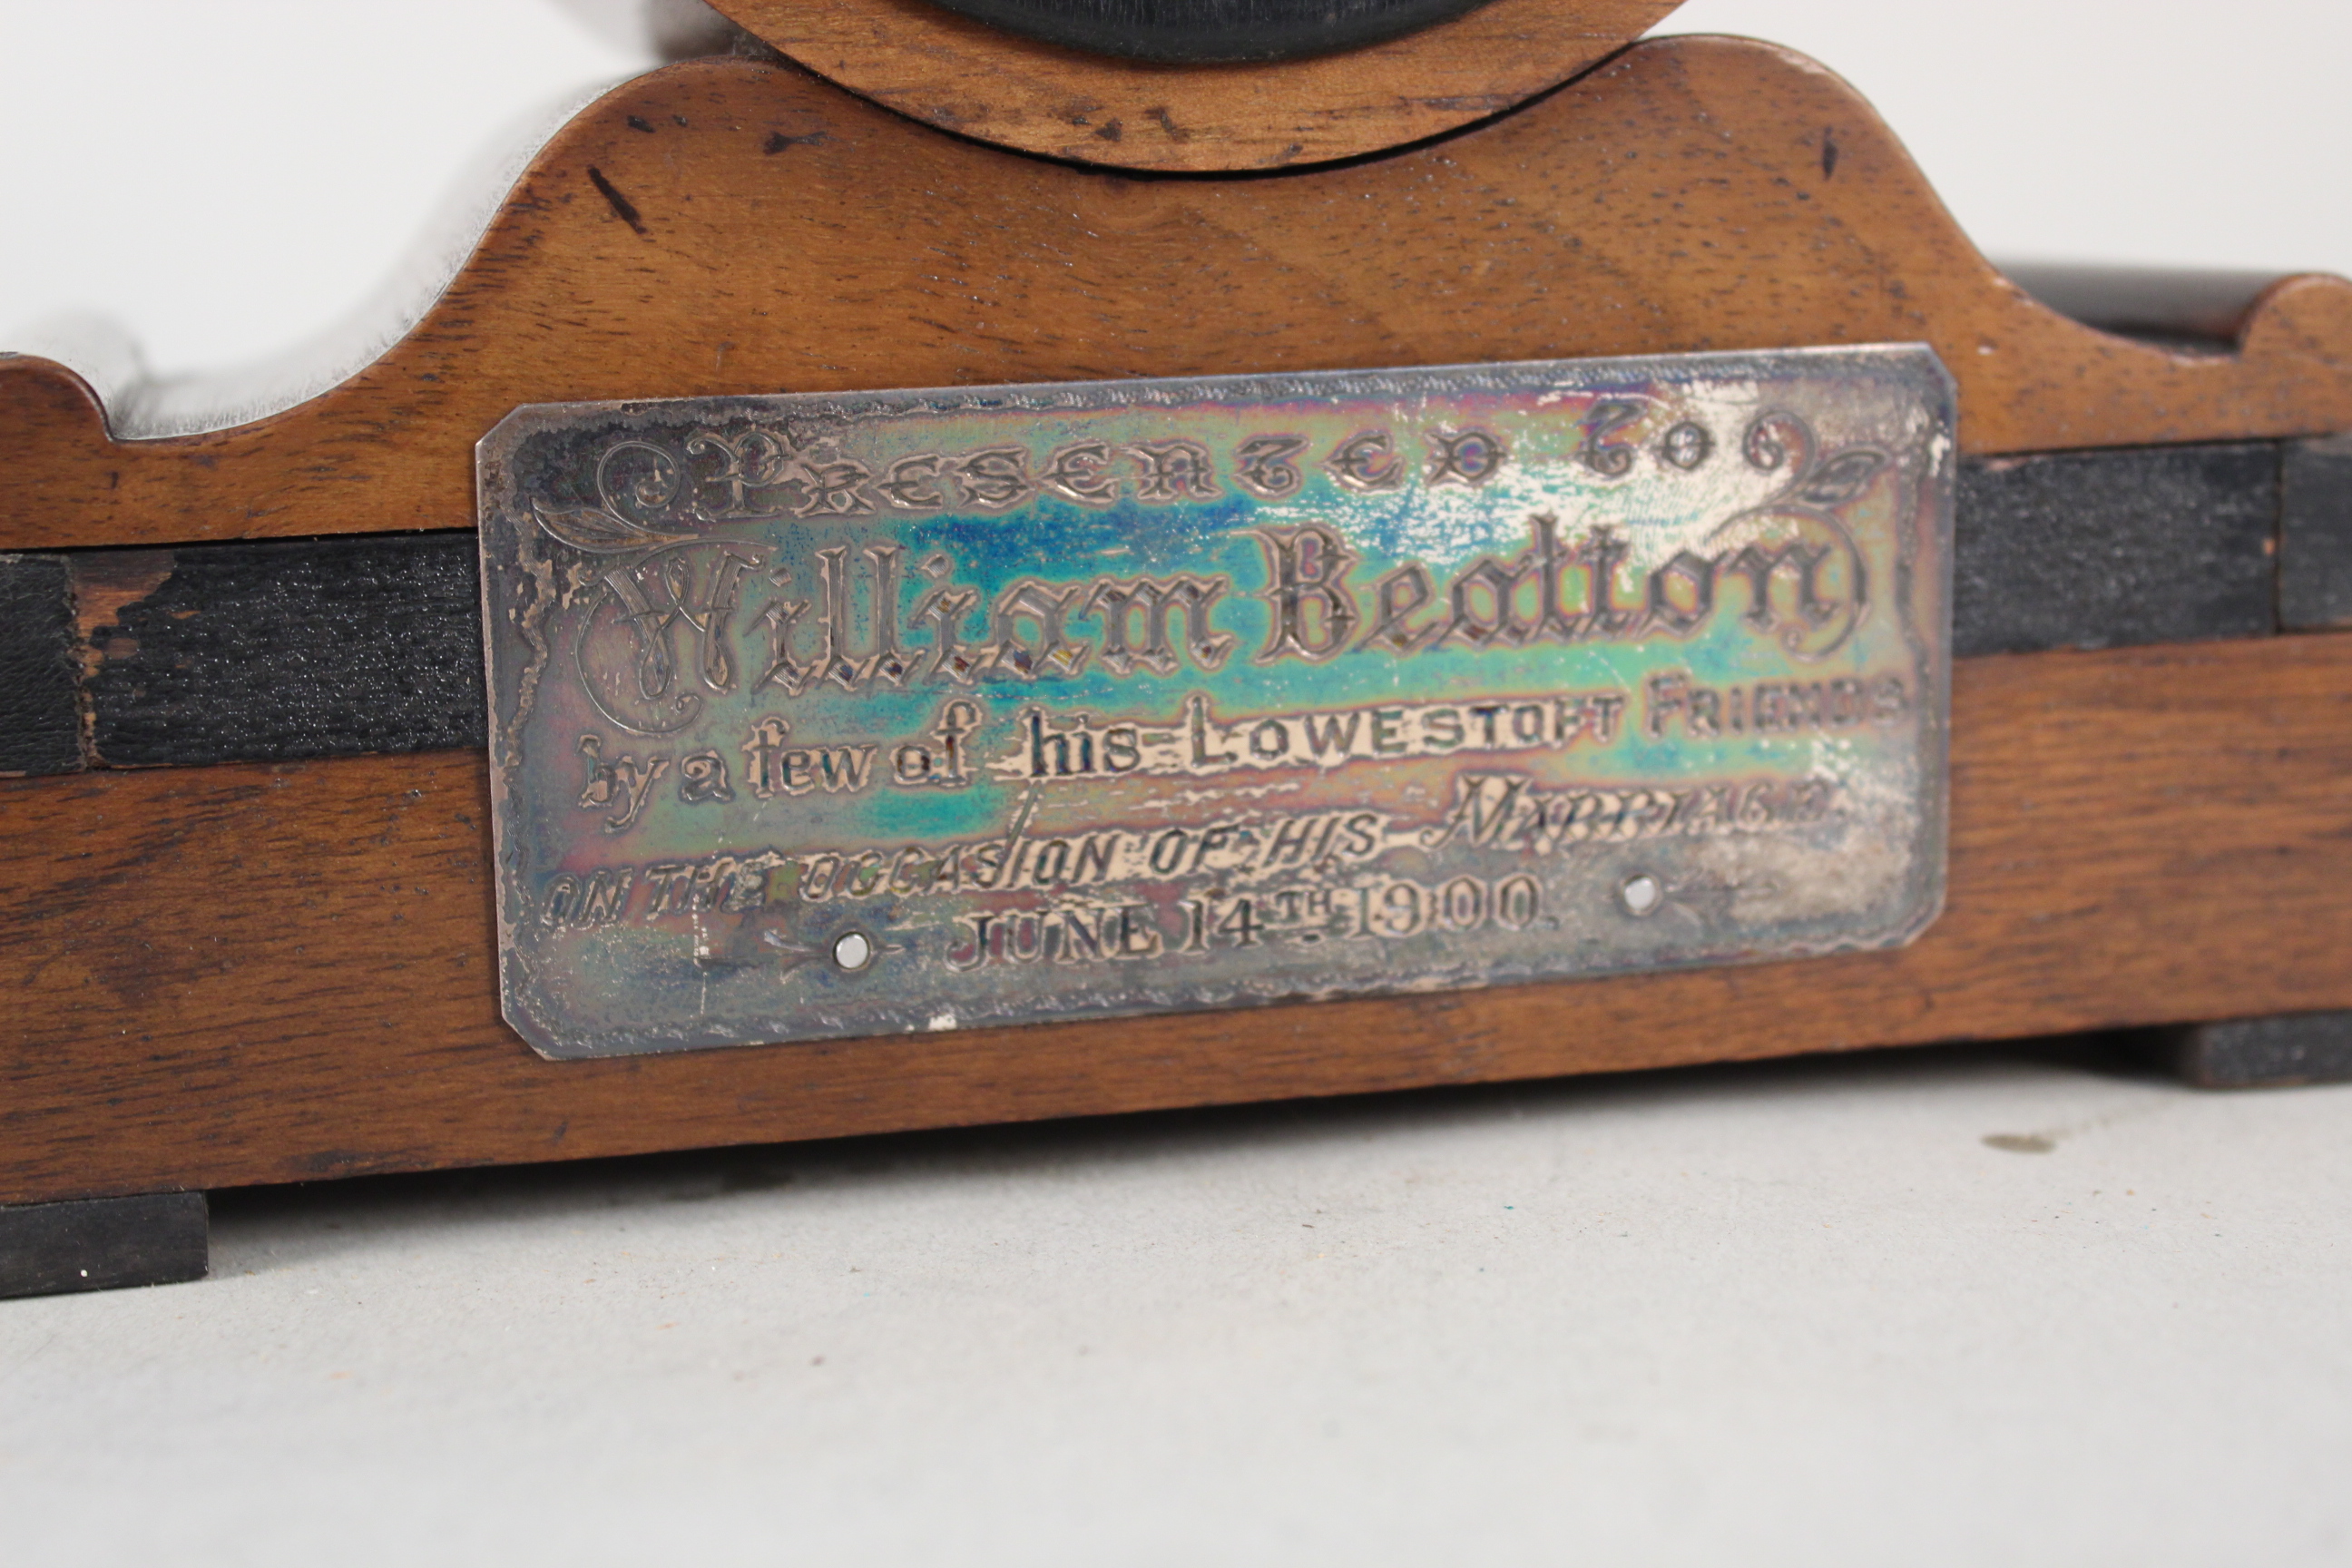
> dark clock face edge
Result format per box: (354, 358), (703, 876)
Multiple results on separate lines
(913, 0), (1502, 64)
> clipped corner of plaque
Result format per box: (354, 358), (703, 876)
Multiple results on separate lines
(475, 345), (1956, 1061)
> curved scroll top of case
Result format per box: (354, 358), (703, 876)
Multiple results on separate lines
(708, 0), (1686, 171)
(5, 34), (2351, 557)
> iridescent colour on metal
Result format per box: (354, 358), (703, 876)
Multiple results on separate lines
(477, 348), (1955, 1059)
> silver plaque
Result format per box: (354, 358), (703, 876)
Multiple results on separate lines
(478, 347), (1955, 1058)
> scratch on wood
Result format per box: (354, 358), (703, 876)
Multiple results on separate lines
(585, 167), (649, 236)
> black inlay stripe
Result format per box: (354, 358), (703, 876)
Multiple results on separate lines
(82, 533), (485, 770)
(1953, 442), (2278, 657)
(0, 552), (83, 777)
(2283, 435), (2352, 631)
(0, 440), (2329, 775)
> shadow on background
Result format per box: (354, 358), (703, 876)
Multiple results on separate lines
(206, 1032), (2181, 1272)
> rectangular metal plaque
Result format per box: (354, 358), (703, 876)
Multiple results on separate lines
(479, 347), (1954, 1059)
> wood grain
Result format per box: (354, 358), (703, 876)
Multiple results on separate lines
(711, 0), (1681, 170)
(4, 634), (2347, 1207)
(6, 39), (2350, 559)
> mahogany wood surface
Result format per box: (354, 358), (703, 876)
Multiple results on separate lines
(711, 0), (1682, 170)
(5, 633), (2348, 1207)
(6, 38), (2352, 557)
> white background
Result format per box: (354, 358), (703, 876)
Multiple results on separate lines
(1, 0), (2348, 382)
(4, 5), (2350, 1563)
(9, 1048), (2352, 1565)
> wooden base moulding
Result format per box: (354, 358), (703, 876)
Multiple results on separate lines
(4, 633), (2348, 1208)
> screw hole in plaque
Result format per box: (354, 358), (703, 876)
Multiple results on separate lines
(1618, 874), (1663, 918)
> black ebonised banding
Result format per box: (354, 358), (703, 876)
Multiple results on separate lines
(1951, 443), (2278, 659)
(81, 533), (485, 769)
(0, 553), (85, 777)
(9, 441), (2323, 771)
(2282, 434), (2352, 631)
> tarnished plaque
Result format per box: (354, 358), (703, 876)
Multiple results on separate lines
(478, 348), (1954, 1058)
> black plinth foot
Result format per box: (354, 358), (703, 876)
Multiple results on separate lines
(0, 1192), (209, 1300)
(2162, 1011), (2352, 1090)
